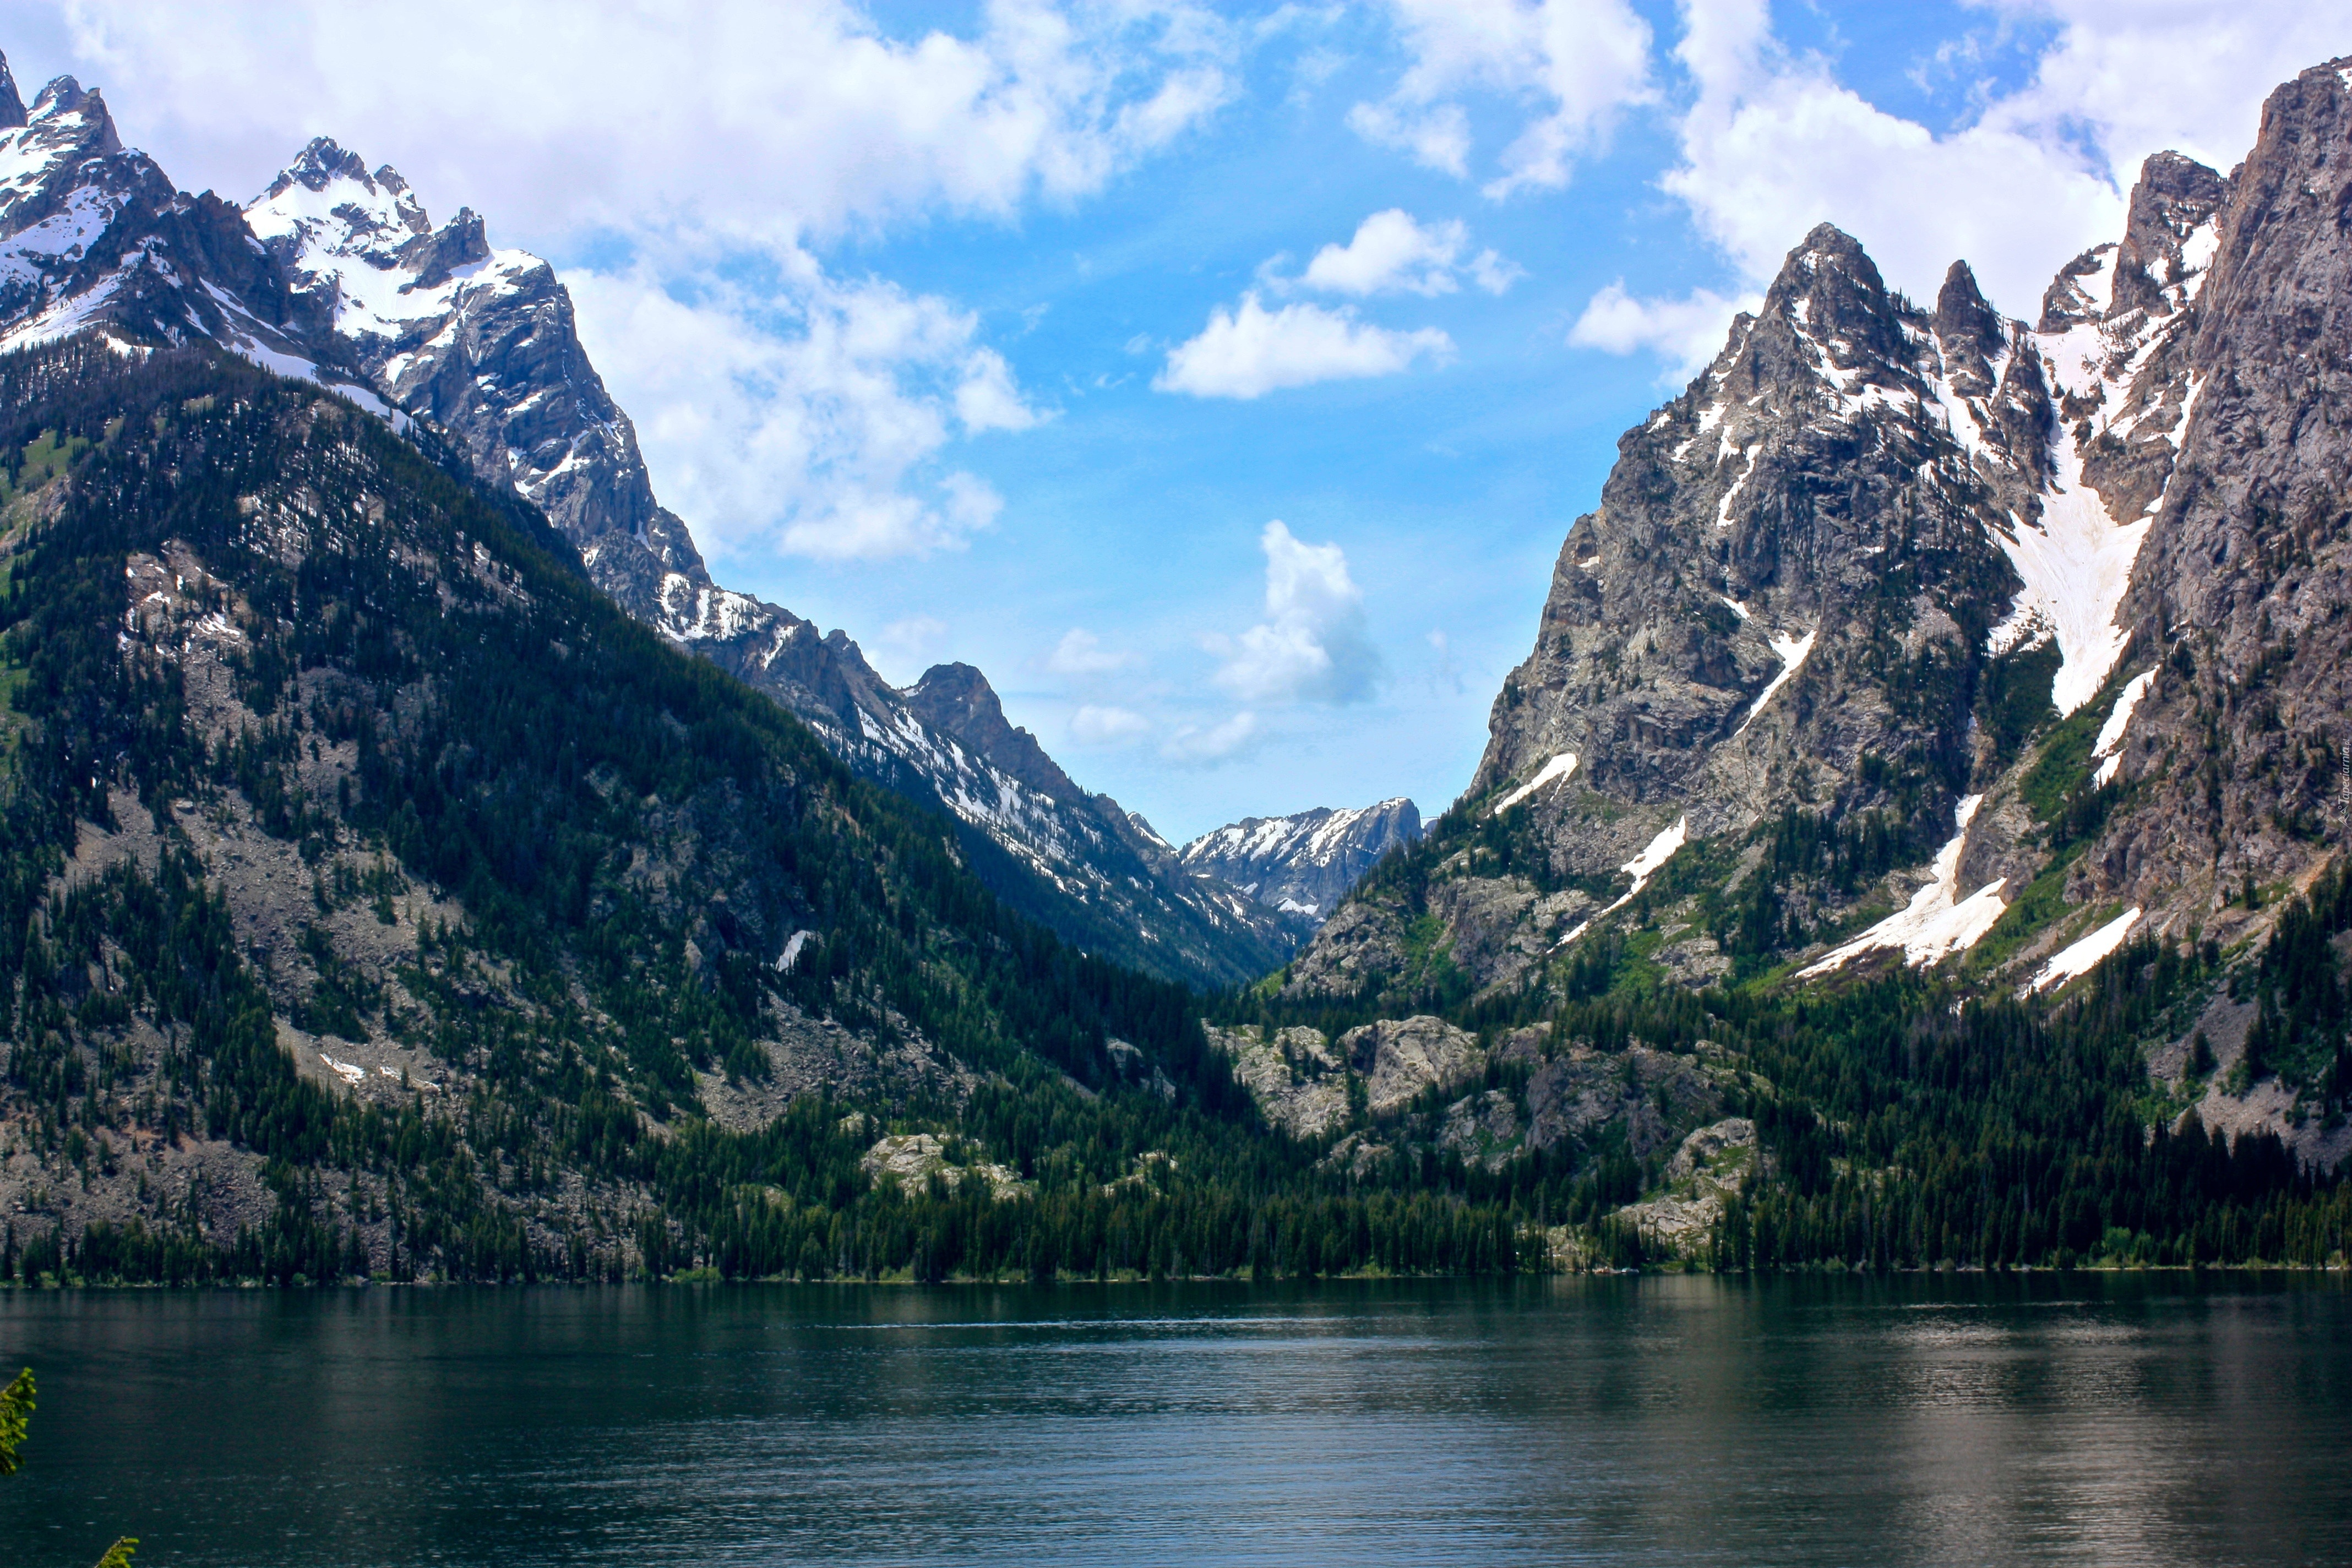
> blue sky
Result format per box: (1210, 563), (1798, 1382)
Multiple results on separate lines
(1, 0), (2341, 841)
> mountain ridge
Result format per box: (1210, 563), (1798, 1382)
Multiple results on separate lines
(0, 75), (1303, 990)
(1178, 798), (1422, 920)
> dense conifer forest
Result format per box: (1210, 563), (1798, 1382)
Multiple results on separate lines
(0, 339), (2343, 1287)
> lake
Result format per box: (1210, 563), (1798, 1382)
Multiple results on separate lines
(2, 1275), (2349, 1565)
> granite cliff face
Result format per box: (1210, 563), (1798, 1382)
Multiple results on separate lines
(2084, 64), (2352, 934)
(1179, 798), (1421, 920)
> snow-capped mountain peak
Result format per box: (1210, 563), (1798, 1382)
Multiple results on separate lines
(1180, 799), (1422, 921)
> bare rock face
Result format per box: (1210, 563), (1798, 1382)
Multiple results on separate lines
(1201, 1025), (1353, 1139)
(1179, 798), (1422, 921)
(1281, 900), (1413, 998)
(1526, 1047), (1723, 1158)
(1612, 1117), (1762, 1260)
(1335, 1015), (1484, 1113)
(2087, 61), (2352, 935)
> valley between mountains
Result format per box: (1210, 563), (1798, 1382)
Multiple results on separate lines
(0, 49), (2349, 1284)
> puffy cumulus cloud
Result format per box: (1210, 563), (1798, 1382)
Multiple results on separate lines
(1156, 295), (1453, 399)
(1972, 0), (2352, 182)
(1567, 280), (1755, 379)
(1297, 208), (1520, 297)
(1069, 704), (1152, 745)
(1655, 0), (2349, 318)
(1660, 0), (2118, 313)
(1206, 521), (1381, 705)
(55, 0), (1237, 242)
(1047, 628), (1138, 675)
(567, 253), (1030, 562)
(1351, 0), (1656, 197)
(1160, 711), (1261, 766)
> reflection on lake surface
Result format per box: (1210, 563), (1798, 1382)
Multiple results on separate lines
(2, 1275), (2349, 1565)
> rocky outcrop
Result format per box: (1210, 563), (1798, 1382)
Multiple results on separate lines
(1611, 1117), (1762, 1258)
(860, 1134), (1029, 1200)
(1179, 798), (1422, 920)
(1335, 1015), (1483, 1113)
(1201, 1025), (1353, 1139)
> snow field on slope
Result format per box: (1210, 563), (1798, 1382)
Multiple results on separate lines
(2028, 907), (2141, 993)
(1556, 816), (1687, 948)
(1494, 752), (1577, 814)
(1732, 627), (1816, 738)
(2092, 669), (2155, 787)
(1799, 795), (2007, 976)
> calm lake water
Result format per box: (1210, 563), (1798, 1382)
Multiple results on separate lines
(2, 1275), (2349, 1566)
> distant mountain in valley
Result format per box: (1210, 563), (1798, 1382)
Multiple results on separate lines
(1179, 799), (1420, 921)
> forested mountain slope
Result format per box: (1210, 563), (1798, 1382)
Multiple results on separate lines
(0, 340), (1374, 1282)
(0, 54), (1295, 992)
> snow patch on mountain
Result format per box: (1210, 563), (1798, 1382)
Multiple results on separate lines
(2029, 907), (2141, 993)
(1494, 753), (1578, 813)
(2092, 669), (2155, 787)
(1733, 627), (1816, 737)
(1801, 796), (2007, 975)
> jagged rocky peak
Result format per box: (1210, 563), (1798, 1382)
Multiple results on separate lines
(1754, 221), (1910, 370)
(246, 135), (710, 617)
(1932, 261), (2005, 394)
(2079, 57), (2352, 938)
(0, 61), (130, 231)
(254, 136), (431, 257)
(1179, 798), (1422, 921)
(901, 663), (1079, 801)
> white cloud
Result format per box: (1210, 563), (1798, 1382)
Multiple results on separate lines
(1972, 1), (2352, 184)
(1047, 628), (1138, 675)
(1161, 710), (1261, 766)
(1352, 0), (1656, 196)
(875, 615), (950, 679)
(1070, 704), (1152, 745)
(1207, 520), (1380, 704)
(1653, 0), (2352, 318)
(1156, 293), (1453, 399)
(1659, 0), (2119, 313)
(1468, 248), (1527, 295)
(1304, 209), (1465, 296)
(567, 254), (1030, 562)
(55, 0), (1237, 243)
(1567, 280), (1755, 378)
(1297, 208), (1519, 297)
